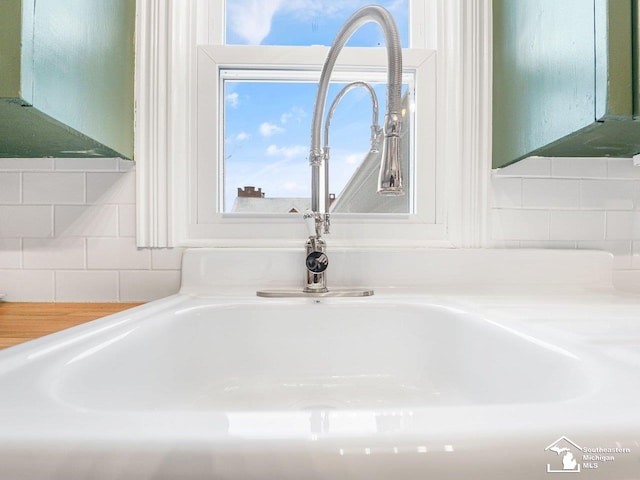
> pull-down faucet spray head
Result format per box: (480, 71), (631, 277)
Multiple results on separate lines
(378, 111), (403, 195)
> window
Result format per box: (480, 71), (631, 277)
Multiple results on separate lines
(136, 1), (492, 249)
(178, 0), (440, 245)
(222, 70), (413, 214)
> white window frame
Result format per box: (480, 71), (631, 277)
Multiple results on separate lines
(217, 67), (418, 215)
(193, 45), (436, 247)
(135, 0), (492, 248)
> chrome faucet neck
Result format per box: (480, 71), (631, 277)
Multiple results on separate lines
(309, 5), (403, 160)
(308, 5), (403, 237)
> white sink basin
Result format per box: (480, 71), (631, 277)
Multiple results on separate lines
(0, 293), (638, 479)
(53, 301), (589, 412)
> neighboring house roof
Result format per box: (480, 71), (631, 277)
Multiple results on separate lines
(230, 197), (311, 213)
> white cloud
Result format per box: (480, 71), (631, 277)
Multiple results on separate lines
(227, 0), (284, 45)
(227, 1), (407, 45)
(236, 131), (250, 141)
(281, 1), (379, 20)
(225, 92), (240, 108)
(280, 106), (306, 124)
(266, 144), (307, 159)
(259, 122), (285, 137)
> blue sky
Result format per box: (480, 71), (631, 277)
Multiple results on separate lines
(226, 0), (409, 47)
(224, 81), (393, 210)
(222, 1), (408, 211)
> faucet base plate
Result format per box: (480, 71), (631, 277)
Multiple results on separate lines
(256, 288), (374, 298)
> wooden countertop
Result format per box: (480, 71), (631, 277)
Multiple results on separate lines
(0, 303), (143, 350)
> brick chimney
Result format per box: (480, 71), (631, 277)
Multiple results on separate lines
(237, 186), (264, 198)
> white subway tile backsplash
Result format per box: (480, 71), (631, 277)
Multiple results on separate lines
(550, 211), (605, 241)
(119, 270), (181, 302)
(0, 161), (181, 302)
(55, 271), (119, 302)
(552, 158), (608, 178)
(0, 270), (55, 301)
(5, 152), (640, 299)
(0, 159), (53, 171)
(494, 157), (551, 177)
(54, 205), (118, 237)
(0, 239), (22, 268)
(522, 179), (580, 208)
(54, 158), (119, 171)
(118, 204), (136, 237)
(491, 177), (522, 208)
(151, 248), (184, 270)
(0, 173), (20, 203)
(606, 211), (640, 241)
(23, 238), (85, 270)
(0, 172), (21, 205)
(492, 156), (640, 291)
(0, 206), (52, 237)
(86, 172), (135, 204)
(580, 180), (637, 210)
(23, 173), (85, 204)
(87, 237), (151, 270)
(491, 209), (550, 240)
(608, 159), (640, 179)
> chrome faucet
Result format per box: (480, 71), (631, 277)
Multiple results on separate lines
(257, 5), (403, 298)
(302, 81), (381, 294)
(309, 5), (404, 227)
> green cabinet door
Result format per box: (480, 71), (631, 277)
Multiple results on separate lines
(0, 0), (135, 159)
(493, 0), (640, 168)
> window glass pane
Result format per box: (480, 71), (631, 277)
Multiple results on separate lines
(225, 1), (409, 47)
(222, 73), (412, 214)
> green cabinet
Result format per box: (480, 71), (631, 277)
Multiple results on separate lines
(493, 0), (640, 168)
(0, 0), (135, 159)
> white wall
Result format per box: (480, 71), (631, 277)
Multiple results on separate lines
(3, 155), (640, 301)
(491, 157), (640, 291)
(0, 158), (181, 301)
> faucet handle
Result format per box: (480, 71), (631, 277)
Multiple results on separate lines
(306, 250), (329, 274)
